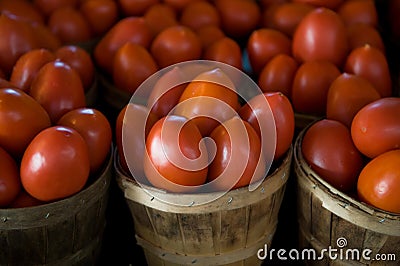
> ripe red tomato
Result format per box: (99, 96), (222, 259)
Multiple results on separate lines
(326, 73), (381, 128)
(33, 0), (78, 17)
(196, 25), (225, 50)
(357, 149), (400, 214)
(30, 60), (86, 123)
(207, 116), (266, 191)
(0, 88), (51, 158)
(150, 25), (202, 68)
(118, 0), (159, 16)
(346, 23), (385, 52)
(292, 7), (349, 67)
(163, 0), (202, 12)
(291, 60), (341, 116)
(144, 115), (208, 192)
(57, 108), (112, 174)
(21, 126), (90, 202)
(143, 3), (178, 37)
(203, 37), (242, 70)
(79, 0), (119, 36)
(10, 48), (56, 92)
(351, 97), (400, 158)
(180, 1), (221, 31)
(0, 147), (21, 207)
(292, 0), (343, 9)
(302, 119), (364, 192)
(30, 22), (62, 51)
(337, 0), (377, 27)
(0, 0), (45, 25)
(9, 190), (43, 208)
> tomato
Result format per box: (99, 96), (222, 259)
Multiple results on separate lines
(33, 0), (78, 17)
(47, 7), (92, 44)
(9, 190), (44, 208)
(163, 0), (202, 12)
(0, 88), (51, 158)
(0, 147), (21, 207)
(174, 68), (239, 136)
(262, 2), (315, 37)
(203, 37), (242, 70)
(150, 25), (202, 68)
(207, 116), (265, 191)
(147, 66), (187, 118)
(10, 48), (56, 92)
(55, 45), (95, 91)
(302, 119), (364, 192)
(357, 149), (400, 214)
(247, 28), (292, 75)
(144, 115), (208, 192)
(292, 8), (349, 68)
(30, 60), (86, 123)
(326, 73), (381, 128)
(196, 25), (225, 50)
(337, 0), (377, 27)
(258, 54), (298, 98)
(79, 0), (119, 36)
(30, 22), (62, 51)
(180, 1), (220, 31)
(351, 97), (400, 158)
(21, 126), (90, 202)
(118, 0), (159, 16)
(0, 0), (44, 25)
(143, 3), (178, 37)
(346, 23), (385, 53)
(291, 60), (341, 116)
(94, 17), (153, 74)
(57, 108), (112, 174)
(215, 0), (261, 38)
(292, 0), (343, 9)
(344, 45), (392, 97)
(113, 42), (158, 94)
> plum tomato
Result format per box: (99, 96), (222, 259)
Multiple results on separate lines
(9, 189), (43, 208)
(0, 0), (44, 25)
(346, 23), (385, 53)
(33, 0), (78, 17)
(118, 0), (159, 16)
(79, 0), (119, 36)
(0, 147), (21, 207)
(143, 3), (178, 37)
(196, 25), (225, 50)
(292, 0), (343, 9)
(180, 1), (221, 31)
(203, 37), (242, 71)
(337, 0), (378, 27)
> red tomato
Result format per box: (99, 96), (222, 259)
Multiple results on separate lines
(326, 73), (381, 128)
(302, 119), (364, 192)
(113, 42), (158, 94)
(0, 88), (51, 158)
(79, 0), (119, 36)
(30, 22), (62, 51)
(337, 0), (377, 27)
(10, 48), (56, 92)
(357, 149), (400, 214)
(292, 0), (343, 9)
(258, 54), (298, 98)
(291, 60), (341, 116)
(351, 97), (400, 158)
(346, 23), (385, 53)
(247, 28), (292, 75)
(144, 115), (208, 192)
(33, 0), (78, 17)
(118, 0), (159, 16)
(207, 116), (266, 191)
(163, 0), (202, 12)
(0, 0), (44, 24)
(344, 45), (392, 97)
(150, 25), (202, 68)
(57, 108), (112, 174)
(292, 8), (349, 67)
(180, 1), (221, 31)
(196, 25), (225, 50)
(9, 190), (43, 208)
(21, 126), (90, 202)
(143, 3), (178, 37)
(203, 37), (242, 70)
(0, 147), (21, 207)
(30, 60), (86, 123)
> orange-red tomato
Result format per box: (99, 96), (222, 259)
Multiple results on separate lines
(163, 0), (202, 12)
(337, 0), (377, 27)
(33, 0), (78, 17)
(351, 97), (400, 158)
(292, 60), (341, 116)
(247, 28), (292, 75)
(292, 8), (349, 67)
(150, 25), (202, 68)
(0, 88), (51, 158)
(346, 23), (385, 53)
(292, 0), (343, 9)
(79, 0), (119, 36)
(203, 37), (242, 70)
(196, 25), (225, 50)
(180, 1), (221, 31)
(143, 3), (178, 37)
(57, 108), (112, 174)
(30, 60), (86, 123)
(258, 54), (298, 98)
(357, 149), (400, 214)
(118, 0), (159, 16)
(207, 116), (266, 191)
(0, 147), (21, 207)
(9, 190), (43, 208)
(10, 48), (56, 92)
(113, 42), (158, 94)
(0, 0), (45, 25)
(30, 22), (62, 51)
(326, 73), (381, 128)
(21, 126), (90, 202)
(302, 119), (364, 192)
(344, 45), (392, 97)
(144, 115), (208, 192)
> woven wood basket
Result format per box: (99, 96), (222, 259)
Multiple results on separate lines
(294, 127), (400, 266)
(0, 149), (113, 266)
(115, 146), (292, 266)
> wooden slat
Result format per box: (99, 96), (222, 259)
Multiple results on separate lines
(46, 219), (75, 263)
(127, 201), (158, 246)
(7, 228), (46, 265)
(220, 208), (247, 253)
(311, 195), (332, 249)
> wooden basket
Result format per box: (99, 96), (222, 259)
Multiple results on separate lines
(294, 127), (400, 265)
(115, 146), (292, 266)
(0, 149), (113, 266)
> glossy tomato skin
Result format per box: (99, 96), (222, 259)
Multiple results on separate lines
(302, 119), (364, 192)
(292, 7), (349, 67)
(0, 0), (45, 25)
(351, 97), (400, 158)
(79, 0), (119, 36)
(144, 115), (208, 192)
(21, 126), (90, 202)
(203, 37), (242, 70)
(0, 88), (51, 158)
(0, 147), (21, 207)
(30, 60), (86, 123)
(357, 149), (400, 214)
(57, 108), (112, 174)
